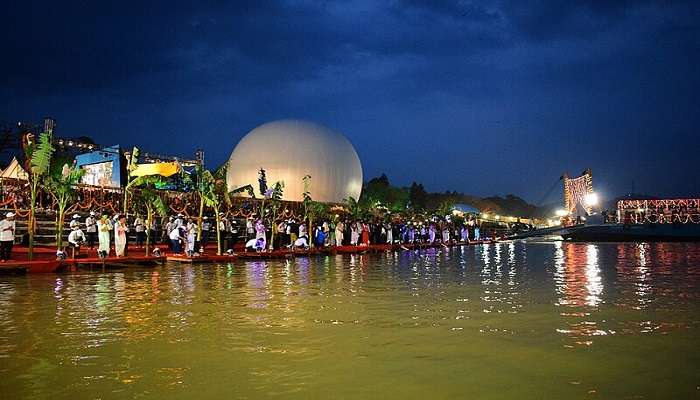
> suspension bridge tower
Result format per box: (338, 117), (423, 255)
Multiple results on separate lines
(563, 169), (595, 217)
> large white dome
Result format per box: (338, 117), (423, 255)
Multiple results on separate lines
(226, 120), (363, 203)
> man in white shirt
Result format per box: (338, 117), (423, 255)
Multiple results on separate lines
(175, 214), (184, 228)
(164, 217), (175, 249)
(201, 216), (211, 247)
(134, 215), (145, 247)
(68, 226), (86, 255)
(230, 219), (240, 247)
(85, 211), (97, 248)
(169, 226), (185, 254)
(0, 212), (16, 262)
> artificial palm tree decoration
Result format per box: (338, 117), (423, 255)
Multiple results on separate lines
(123, 146), (140, 215)
(343, 196), (362, 220)
(126, 175), (167, 255)
(198, 164), (230, 255)
(24, 130), (55, 260)
(44, 163), (85, 249)
(266, 181), (284, 250)
(436, 199), (456, 219)
(301, 175), (327, 247)
(193, 164), (207, 245)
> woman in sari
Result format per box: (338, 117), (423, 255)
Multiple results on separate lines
(97, 214), (112, 257)
(114, 215), (128, 257)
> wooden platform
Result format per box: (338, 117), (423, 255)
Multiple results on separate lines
(237, 250), (296, 259)
(166, 254), (237, 264)
(332, 245), (370, 254)
(72, 255), (166, 268)
(1, 240), (496, 272)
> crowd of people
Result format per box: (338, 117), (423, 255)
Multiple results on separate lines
(0, 209), (493, 260)
(241, 217), (487, 252)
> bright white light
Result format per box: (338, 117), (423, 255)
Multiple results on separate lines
(495, 215), (500, 220)
(584, 193), (599, 207)
(555, 209), (569, 217)
(482, 213), (489, 219)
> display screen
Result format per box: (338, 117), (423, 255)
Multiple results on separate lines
(81, 161), (115, 187)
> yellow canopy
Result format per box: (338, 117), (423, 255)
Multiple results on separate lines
(131, 162), (180, 177)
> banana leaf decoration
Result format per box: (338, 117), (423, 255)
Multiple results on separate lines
(232, 184), (255, 198)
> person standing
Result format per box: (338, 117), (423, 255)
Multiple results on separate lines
(385, 222), (393, 244)
(315, 225), (326, 247)
(229, 220), (239, 246)
(201, 216), (211, 248)
(0, 212), (16, 262)
(255, 219), (266, 243)
(174, 213), (184, 228)
(85, 211), (97, 248)
(134, 215), (145, 247)
(219, 215), (229, 250)
(186, 219), (197, 254)
(169, 226), (185, 254)
(350, 222), (359, 245)
(288, 219), (298, 245)
(335, 221), (344, 246)
(276, 219), (288, 248)
(149, 217), (157, 244)
(114, 215), (128, 257)
(361, 223), (370, 245)
(246, 218), (255, 241)
(97, 214), (112, 257)
(441, 224), (450, 244)
(164, 217), (175, 249)
(298, 222), (306, 239)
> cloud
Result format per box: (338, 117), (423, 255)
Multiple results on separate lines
(2, 0), (699, 199)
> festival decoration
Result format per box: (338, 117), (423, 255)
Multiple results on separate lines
(198, 164), (230, 255)
(25, 130), (55, 260)
(617, 198), (700, 224)
(44, 162), (85, 249)
(563, 169), (594, 216)
(127, 175), (168, 255)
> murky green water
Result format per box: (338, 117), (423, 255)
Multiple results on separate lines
(1, 241), (699, 399)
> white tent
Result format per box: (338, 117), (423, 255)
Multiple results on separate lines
(227, 120), (363, 203)
(0, 157), (29, 180)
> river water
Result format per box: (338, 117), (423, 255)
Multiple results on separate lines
(1, 240), (699, 399)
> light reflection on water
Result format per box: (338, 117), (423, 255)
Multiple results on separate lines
(1, 241), (700, 399)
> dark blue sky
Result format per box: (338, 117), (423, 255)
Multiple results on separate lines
(2, 0), (698, 203)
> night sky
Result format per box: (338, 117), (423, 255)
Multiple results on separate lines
(2, 1), (698, 203)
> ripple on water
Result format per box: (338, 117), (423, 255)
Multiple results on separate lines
(0, 241), (699, 398)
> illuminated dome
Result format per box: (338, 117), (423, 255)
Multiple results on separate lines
(226, 120), (363, 203)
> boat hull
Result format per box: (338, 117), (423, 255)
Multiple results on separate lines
(561, 224), (700, 242)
